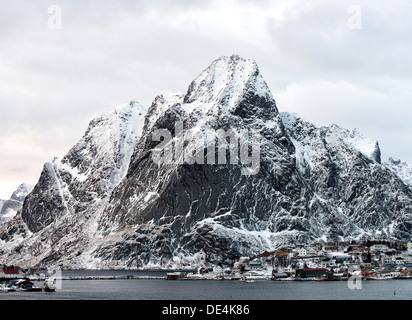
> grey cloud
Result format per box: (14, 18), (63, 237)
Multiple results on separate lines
(265, 0), (412, 80)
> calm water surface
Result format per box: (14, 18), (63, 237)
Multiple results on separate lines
(1, 270), (411, 300)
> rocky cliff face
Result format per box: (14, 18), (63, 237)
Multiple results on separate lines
(279, 112), (412, 241)
(1, 55), (412, 269)
(91, 55), (296, 268)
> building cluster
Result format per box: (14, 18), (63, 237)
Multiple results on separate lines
(209, 239), (412, 280)
(0, 265), (30, 280)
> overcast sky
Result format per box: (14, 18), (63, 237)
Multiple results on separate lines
(1, 0), (411, 199)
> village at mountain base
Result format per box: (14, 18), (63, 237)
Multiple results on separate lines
(167, 238), (412, 281)
(3, 238), (412, 286)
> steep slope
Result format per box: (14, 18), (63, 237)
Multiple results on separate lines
(0, 100), (146, 267)
(0, 183), (31, 227)
(280, 112), (412, 241)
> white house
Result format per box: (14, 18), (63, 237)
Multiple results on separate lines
(296, 246), (318, 257)
(239, 257), (249, 264)
(213, 265), (224, 277)
(233, 262), (244, 272)
(248, 259), (263, 270)
(381, 254), (411, 265)
(394, 255), (411, 265)
(0, 267), (25, 279)
(320, 258), (333, 268)
(370, 244), (391, 253)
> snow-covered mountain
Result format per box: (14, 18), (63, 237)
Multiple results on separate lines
(0, 183), (31, 227)
(384, 157), (412, 189)
(279, 112), (412, 238)
(1, 55), (412, 269)
(0, 100), (146, 267)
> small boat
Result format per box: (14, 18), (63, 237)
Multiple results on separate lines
(0, 283), (17, 292)
(238, 276), (254, 283)
(12, 279), (42, 291)
(365, 273), (391, 280)
(366, 277), (387, 280)
(390, 271), (411, 279)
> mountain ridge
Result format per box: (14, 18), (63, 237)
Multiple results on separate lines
(1, 55), (412, 269)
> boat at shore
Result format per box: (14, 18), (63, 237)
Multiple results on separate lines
(14, 279), (42, 291)
(0, 279), (45, 292)
(0, 275), (57, 293)
(0, 283), (17, 292)
(241, 279), (255, 283)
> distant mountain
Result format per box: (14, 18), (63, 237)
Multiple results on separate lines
(0, 183), (31, 226)
(0, 55), (412, 269)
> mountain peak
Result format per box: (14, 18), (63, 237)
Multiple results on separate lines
(10, 183), (31, 202)
(183, 55), (275, 111)
(0, 183), (31, 227)
(113, 99), (146, 116)
(328, 125), (381, 163)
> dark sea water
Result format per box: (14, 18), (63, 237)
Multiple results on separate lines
(1, 270), (412, 301)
